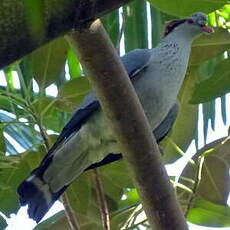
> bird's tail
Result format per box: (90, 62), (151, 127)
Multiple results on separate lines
(17, 172), (67, 223)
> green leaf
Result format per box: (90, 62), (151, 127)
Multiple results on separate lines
(4, 122), (39, 151)
(34, 211), (71, 230)
(67, 49), (81, 78)
(0, 215), (7, 230)
(35, 209), (100, 230)
(202, 101), (216, 141)
(190, 28), (230, 66)
(102, 10), (120, 47)
(25, 37), (68, 88)
(0, 155), (19, 169)
(151, 6), (163, 47)
(31, 97), (56, 117)
(100, 160), (133, 191)
(124, 0), (148, 51)
(56, 77), (90, 112)
(148, 0), (227, 17)
(0, 126), (6, 154)
(221, 95), (227, 124)
(66, 161), (134, 228)
(0, 150), (44, 216)
(187, 199), (230, 227)
(163, 67), (199, 163)
(110, 205), (138, 230)
(179, 136), (230, 213)
(42, 108), (69, 133)
(190, 58), (230, 104)
(119, 189), (139, 209)
(66, 173), (92, 215)
(198, 138), (230, 205)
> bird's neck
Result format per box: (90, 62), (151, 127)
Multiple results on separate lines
(162, 25), (203, 45)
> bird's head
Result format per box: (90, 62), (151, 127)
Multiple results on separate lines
(164, 12), (214, 38)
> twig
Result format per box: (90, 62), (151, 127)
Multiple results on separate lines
(125, 219), (148, 230)
(36, 119), (50, 152)
(184, 156), (204, 217)
(61, 194), (81, 230)
(92, 169), (110, 230)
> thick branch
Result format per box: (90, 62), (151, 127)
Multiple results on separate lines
(0, 0), (131, 69)
(66, 20), (188, 230)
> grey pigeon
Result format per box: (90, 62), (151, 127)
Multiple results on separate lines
(17, 12), (213, 223)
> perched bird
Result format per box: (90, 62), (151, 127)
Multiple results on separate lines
(17, 12), (213, 223)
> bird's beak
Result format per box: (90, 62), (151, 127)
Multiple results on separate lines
(202, 26), (214, 33)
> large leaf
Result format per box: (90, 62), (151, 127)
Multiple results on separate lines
(148, 0), (227, 17)
(43, 107), (69, 133)
(65, 160), (134, 228)
(56, 77), (90, 112)
(0, 215), (7, 230)
(178, 136), (230, 216)
(124, 0), (148, 51)
(0, 111), (41, 154)
(187, 199), (230, 227)
(66, 172), (92, 215)
(151, 6), (164, 47)
(202, 101), (216, 143)
(100, 160), (134, 193)
(0, 150), (44, 216)
(0, 125), (6, 154)
(110, 204), (140, 229)
(190, 58), (230, 104)
(67, 49), (81, 79)
(30, 97), (56, 118)
(35, 211), (74, 230)
(25, 37), (68, 88)
(102, 10), (120, 47)
(190, 28), (230, 66)
(163, 67), (199, 163)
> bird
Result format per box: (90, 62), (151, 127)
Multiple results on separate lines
(17, 12), (213, 223)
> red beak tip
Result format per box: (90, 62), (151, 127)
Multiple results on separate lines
(202, 26), (214, 33)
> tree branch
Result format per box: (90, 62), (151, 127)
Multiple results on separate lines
(0, 0), (132, 69)
(184, 157), (203, 217)
(66, 20), (188, 230)
(92, 169), (110, 230)
(61, 194), (81, 230)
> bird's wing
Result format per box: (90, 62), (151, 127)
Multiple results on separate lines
(27, 48), (153, 180)
(85, 102), (178, 171)
(153, 101), (178, 142)
(121, 49), (152, 78)
(44, 49), (152, 158)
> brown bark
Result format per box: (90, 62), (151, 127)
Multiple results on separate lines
(0, 0), (131, 69)
(66, 20), (188, 230)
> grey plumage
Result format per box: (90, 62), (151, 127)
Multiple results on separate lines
(17, 12), (213, 223)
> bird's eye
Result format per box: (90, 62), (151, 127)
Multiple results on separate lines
(187, 19), (194, 24)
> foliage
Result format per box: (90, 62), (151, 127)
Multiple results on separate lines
(0, 0), (229, 229)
